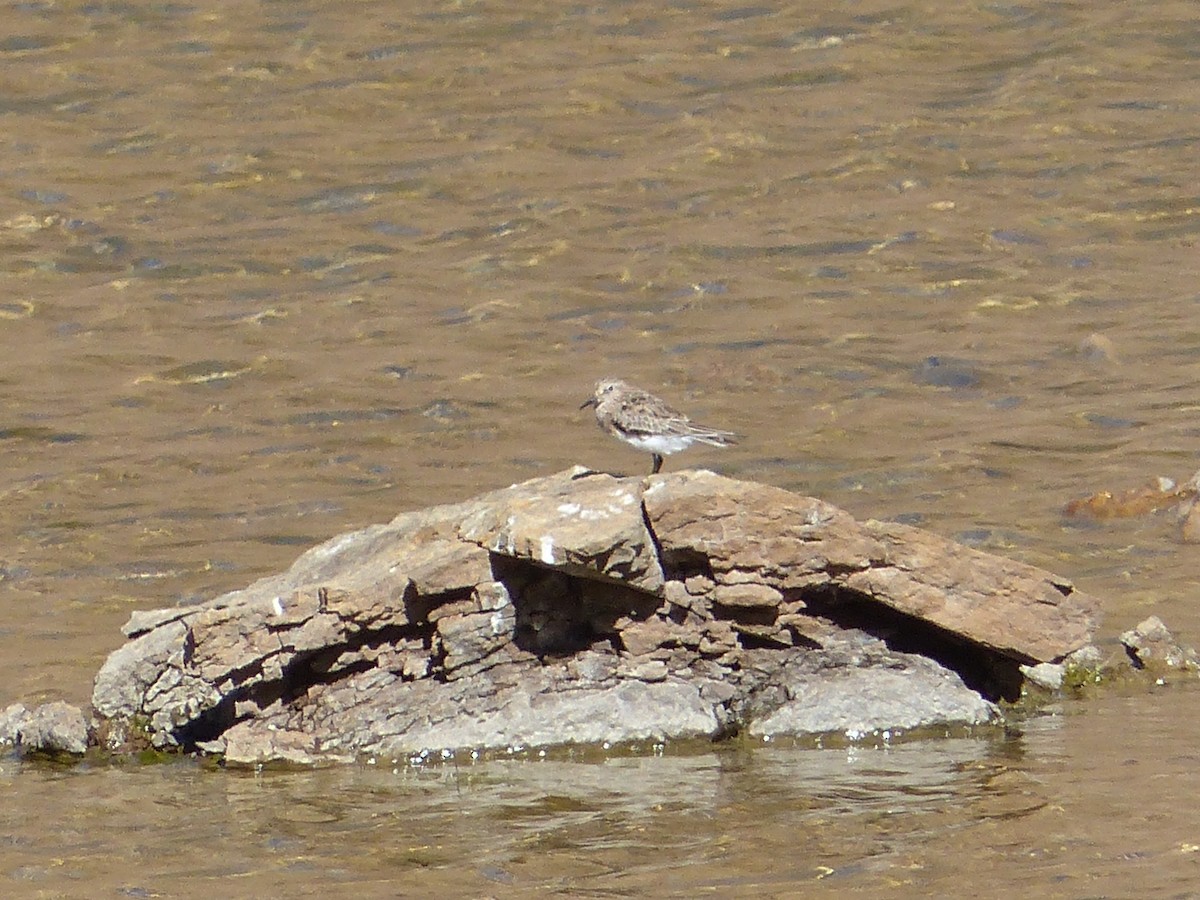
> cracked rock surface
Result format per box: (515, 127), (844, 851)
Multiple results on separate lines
(88, 467), (1101, 764)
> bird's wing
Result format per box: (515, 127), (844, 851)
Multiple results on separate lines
(614, 390), (690, 436)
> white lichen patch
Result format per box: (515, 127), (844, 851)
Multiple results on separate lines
(551, 489), (642, 526)
(490, 516), (518, 555)
(489, 610), (507, 635)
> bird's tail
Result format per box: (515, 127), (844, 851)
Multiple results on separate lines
(692, 428), (738, 447)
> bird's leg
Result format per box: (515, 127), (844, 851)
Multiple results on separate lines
(651, 453), (663, 475)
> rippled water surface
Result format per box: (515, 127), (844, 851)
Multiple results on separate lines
(2, 0), (1200, 894)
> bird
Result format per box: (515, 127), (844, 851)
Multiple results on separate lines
(580, 377), (738, 474)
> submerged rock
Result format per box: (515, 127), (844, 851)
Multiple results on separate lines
(1063, 468), (1200, 544)
(1063, 474), (1194, 521)
(84, 467), (1101, 765)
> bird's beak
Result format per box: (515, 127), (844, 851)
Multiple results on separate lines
(580, 398), (597, 410)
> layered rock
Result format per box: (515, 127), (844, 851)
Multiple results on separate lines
(87, 467), (1102, 764)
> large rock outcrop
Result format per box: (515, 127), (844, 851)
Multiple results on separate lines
(89, 467), (1100, 764)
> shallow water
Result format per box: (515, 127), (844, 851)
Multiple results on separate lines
(2, 0), (1200, 894)
(4, 693), (1200, 897)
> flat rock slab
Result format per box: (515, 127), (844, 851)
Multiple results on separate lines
(87, 467), (1101, 765)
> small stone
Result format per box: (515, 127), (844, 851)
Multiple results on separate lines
(662, 580), (692, 607)
(1020, 662), (1065, 691)
(698, 622), (738, 656)
(1181, 504), (1200, 544)
(622, 660), (669, 682)
(712, 583), (783, 609)
(567, 651), (617, 683)
(1120, 616), (1200, 670)
(1064, 644), (1103, 670)
(12, 702), (89, 755)
(1078, 332), (1118, 363)
(620, 617), (677, 657)
(699, 681), (736, 703)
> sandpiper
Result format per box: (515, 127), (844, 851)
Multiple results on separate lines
(580, 378), (738, 474)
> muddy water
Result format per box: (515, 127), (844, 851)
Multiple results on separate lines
(2, 0), (1199, 893)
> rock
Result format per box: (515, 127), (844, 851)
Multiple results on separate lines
(746, 654), (996, 737)
(848, 520), (1092, 662)
(1120, 616), (1200, 671)
(644, 471), (1094, 661)
(914, 356), (981, 390)
(80, 467), (1102, 764)
(460, 468), (663, 592)
(1064, 644), (1103, 670)
(0, 703), (27, 745)
(1064, 476), (1192, 521)
(1179, 488), (1200, 544)
(1062, 469), (1200, 545)
(1020, 662), (1066, 692)
(1078, 332), (1118, 363)
(0, 701), (89, 755)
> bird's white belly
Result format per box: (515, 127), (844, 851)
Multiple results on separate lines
(621, 433), (693, 455)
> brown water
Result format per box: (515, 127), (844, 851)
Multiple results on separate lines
(2, 0), (1200, 894)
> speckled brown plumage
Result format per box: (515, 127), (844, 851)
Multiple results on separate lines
(580, 378), (737, 474)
